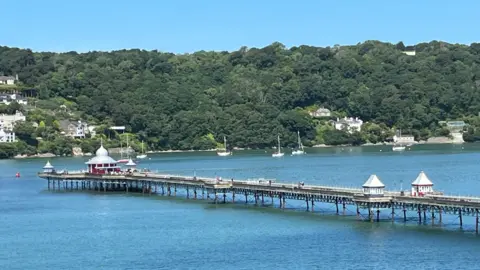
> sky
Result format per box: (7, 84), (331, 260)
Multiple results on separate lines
(1, 0), (479, 54)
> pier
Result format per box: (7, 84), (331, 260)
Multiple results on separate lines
(36, 146), (480, 234)
(37, 169), (480, 232)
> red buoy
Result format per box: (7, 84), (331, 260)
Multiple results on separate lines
(15, 172), (20, 178)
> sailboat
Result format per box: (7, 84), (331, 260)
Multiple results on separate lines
(272, 135), (285, 158)
(392, 129), (406, 152)
(117, 134), (131, 163)
(217, 136), (232, 156)
(136, 141), (147, 159)
(291, 131), (305, 155)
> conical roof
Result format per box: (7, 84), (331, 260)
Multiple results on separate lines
(125, 158), (136, 166)
(412, 171), (433, 186)
(43, 160), (54, 169)
(362, 174), (385, 188)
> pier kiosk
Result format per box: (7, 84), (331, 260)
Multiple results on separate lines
(43, 161), (54, 173)
(85, 144), (121, 174)
(124, 159), (137, 172)
(411, 171), (433, 196)
(362, 174), (385, 197)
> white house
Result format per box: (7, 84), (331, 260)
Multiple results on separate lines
(411, 171), (434, 196)
(393, 134), (415, 144)
(60, 120), (89, 138)
(0, 93), (27, 105)
(362, 174), (385, 197)
(333, 117), (363, 133)
(0, 75), (16, 85)
(0, 128), (15, 142)
(310, 107), (331, 118)
(0, 111), (26, 130)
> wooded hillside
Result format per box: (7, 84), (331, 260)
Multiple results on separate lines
(2, 40), (480, 151)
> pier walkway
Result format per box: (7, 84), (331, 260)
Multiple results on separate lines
(38, 170), (480, 233)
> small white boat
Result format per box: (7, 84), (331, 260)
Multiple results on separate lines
(136, 141), (148, 159)
(392, 145), (406, 151)
(272, 135), (284, 158)
(291, 131), (305, 155)
(217, 136), (232, 156)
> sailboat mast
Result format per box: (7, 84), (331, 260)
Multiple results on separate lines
(278, 135), (281, 153)
(224, 136), (227, 150)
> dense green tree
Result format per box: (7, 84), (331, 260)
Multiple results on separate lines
(2, 40), (480, 152)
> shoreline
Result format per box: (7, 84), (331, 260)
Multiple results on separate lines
(10, 141), (469, 160)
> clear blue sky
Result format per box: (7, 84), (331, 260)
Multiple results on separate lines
(2, 0), (479, 53)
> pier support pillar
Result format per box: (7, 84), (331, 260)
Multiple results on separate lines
(418, 206), (422, 223)
(174, 184), (177, 196)
(391, 206), (395, 223)
(476, 210), (479, 234)
(214, 190), (218, 204)
(154, 184), (157, 193)
(167, 185), (171, 196)
(254, 192), (258, 205)
(186, 186), (190, 199)
(261, 192), (264, 204)
(423, 208), (426, 222)
(343, 201), (346, 215)
(161, 184), (165, 195)
(306, 197), (309, 211)
(232, 190), (235, 202)
(376, 209), (380, 223)
(439, 208), (442, 224)
(402, 206), (406, 222)
(431, 207), (435, 225)
(245, 191), (248, 204)
(356, 204), (360, 217)
(223, 190), (226, 203)
(459, 208), (463, 228)
(367, 203), (373, 222)
(311, 198), (315, 212)
(335, 199), (339, 215)
(282, 196), (286, 209)
(48, 179), (50, 190)
(194, 188), (197, 199)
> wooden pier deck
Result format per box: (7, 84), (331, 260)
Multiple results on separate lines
(37, 171), (480, 233)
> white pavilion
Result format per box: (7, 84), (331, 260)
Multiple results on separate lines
(411, 171), (434, 196)
(43, 161), (54, 173)
(362, 174), (385, 197)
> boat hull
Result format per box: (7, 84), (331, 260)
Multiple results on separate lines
(272, 153), (285, 158)
(291, 150), (305, 155)
(136, 155), (147, 159)
(217, 152), (232, 156)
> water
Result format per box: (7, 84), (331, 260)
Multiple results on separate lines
(1, 144), (480, 269)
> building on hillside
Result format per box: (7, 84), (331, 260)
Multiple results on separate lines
(393, 134), (415, 144)
(0, 93), (27, 105)
(445, 121), (466, 132)
(0, 75), (16, 85)
(333, 117), (363, 133)
(60, 120), (89, 138)
(0, 121), (16, 142)
(309, 107), (331, 118)
(402, 46), (416, 56)
(0, 111), (26, 130)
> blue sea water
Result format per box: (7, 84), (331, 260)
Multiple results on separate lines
(1, 144), (480, 270)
